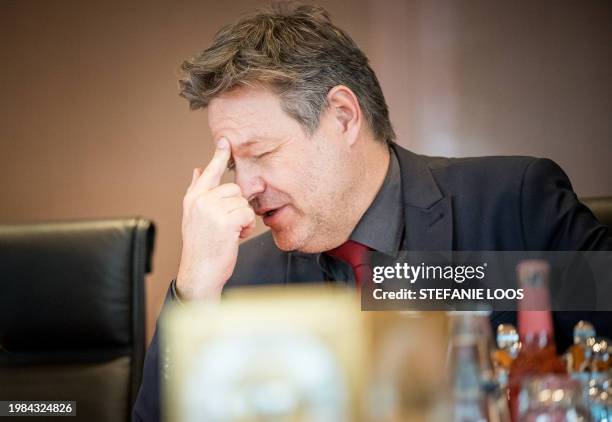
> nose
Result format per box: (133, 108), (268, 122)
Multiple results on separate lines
(234, 164), (266, 201)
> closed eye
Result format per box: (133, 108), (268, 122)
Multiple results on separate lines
(256, 143), (282, 160)
(227, 149), (275, 171)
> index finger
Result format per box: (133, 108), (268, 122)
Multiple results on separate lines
(195, 137), (231, 191)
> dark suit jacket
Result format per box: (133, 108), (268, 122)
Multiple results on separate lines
(133, 143), (611, 422)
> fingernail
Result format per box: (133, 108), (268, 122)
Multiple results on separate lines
(217, 138), (229, 150)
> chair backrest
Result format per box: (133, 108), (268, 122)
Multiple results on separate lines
(582, 196), (612, 228)
(0, 218), (155, 422)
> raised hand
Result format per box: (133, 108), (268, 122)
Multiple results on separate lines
(176, 138), (256, 301)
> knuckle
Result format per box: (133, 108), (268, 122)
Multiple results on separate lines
(226, 183), (242, 194)
(243, 208), (255, 221)
(210, 211), (227, 227)
(222, 216), (236, 230)
(210, 211), (223, 224)
(193, 194), (211, 212)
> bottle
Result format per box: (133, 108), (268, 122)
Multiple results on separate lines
(447, 312), (511, 422)
(520, 375), (591, 421)
(590, 338), (611, 373)
(493, 324), (521, 390)
(507, 260), (566, 421)
(565, 320), (596, 372)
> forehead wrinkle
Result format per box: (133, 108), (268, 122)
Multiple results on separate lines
(209, 87), (294, 151)
(216, 112), (285, 151)
(209, 97), (256, 139)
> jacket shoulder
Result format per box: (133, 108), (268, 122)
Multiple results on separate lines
(426, 154), (537, 177)
(424, 155), (539, 197)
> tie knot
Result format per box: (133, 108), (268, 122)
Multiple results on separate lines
(325, 240), (371, 270)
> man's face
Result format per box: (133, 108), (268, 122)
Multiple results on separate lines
(208, 86), (359, 252)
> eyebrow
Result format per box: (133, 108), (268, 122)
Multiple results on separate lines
(232, 137), (278, 156)
(232, 140), (260, 152)
(226, 139), (259, 170)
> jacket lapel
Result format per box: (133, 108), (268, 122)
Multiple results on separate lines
(391, 143), (454, 251)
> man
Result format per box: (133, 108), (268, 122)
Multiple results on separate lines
(133, 4), (610, 421)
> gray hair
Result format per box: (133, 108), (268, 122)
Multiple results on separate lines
(179, 2), (395, 143)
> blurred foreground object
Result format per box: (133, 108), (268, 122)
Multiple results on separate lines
(494, 323), (521, 390)
(565, 320), (612, 421)
(583, 372), (612, 421)
(518, 375), (591, 421)
(567, 321), (597, 373)
(161, 286), (448, 422)
(446, 312), (510, 422)
(508, 260), (566, 421)
(0, 218), (155, 422)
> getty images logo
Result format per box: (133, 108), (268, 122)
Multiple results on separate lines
(371, 262), (488, 284)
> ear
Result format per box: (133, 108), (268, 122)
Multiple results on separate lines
(326, 85), (362, 146)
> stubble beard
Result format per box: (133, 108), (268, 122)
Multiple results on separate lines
(271, 153), (363, 253)
(272, 188), (361, 254)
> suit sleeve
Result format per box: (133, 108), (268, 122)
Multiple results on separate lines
(132, 284), (179, 422)
(520, 158), (611, 251)
(519, 158), (612, 351)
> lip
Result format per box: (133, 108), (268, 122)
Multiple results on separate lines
(261, 205), (287, 226)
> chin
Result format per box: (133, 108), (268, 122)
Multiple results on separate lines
(271, 229), (331, 254)
(270, 226), (315, 252)
(270, 230), (301, 252)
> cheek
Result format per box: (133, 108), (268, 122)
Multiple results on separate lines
(264, 159), (317, 203)
(262, 139), (337, 202)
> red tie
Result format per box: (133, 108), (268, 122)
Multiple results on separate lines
(325, 240), (372, 288)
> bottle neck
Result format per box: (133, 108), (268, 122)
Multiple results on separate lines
(518, 309), (555, 349)
(520, 331), (556, 350)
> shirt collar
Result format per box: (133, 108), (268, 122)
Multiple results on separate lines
(348, 146), (404, 256)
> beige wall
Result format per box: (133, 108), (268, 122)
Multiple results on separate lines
(370, 0), (612, 193)
(1, 0), (610, 344)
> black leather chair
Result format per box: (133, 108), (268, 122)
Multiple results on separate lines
(0, 218), (155, 422)
(582, 196), (612, 228)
